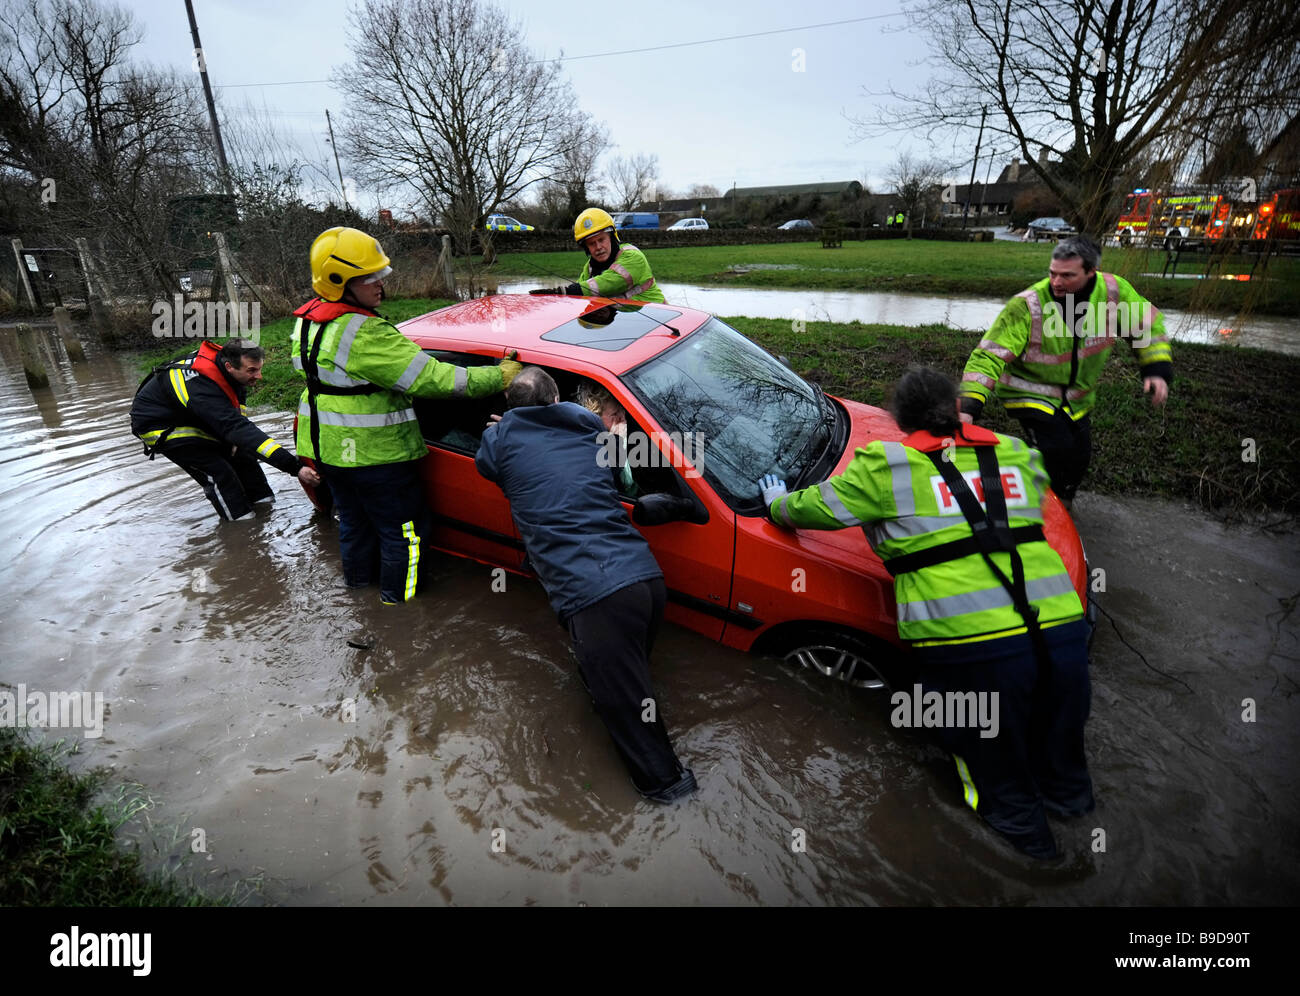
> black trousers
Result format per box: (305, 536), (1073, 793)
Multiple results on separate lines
(917, 619), (1094, 859)
(161, 440), (272, 520)
(565, 578), (690, 795)
(1012, 409), (1092, 502)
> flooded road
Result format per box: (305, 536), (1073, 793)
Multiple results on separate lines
(1, 326), (1297, 905)
(498, 280), (1300, 355)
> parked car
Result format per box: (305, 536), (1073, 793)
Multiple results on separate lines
(1023, 217), (1076, 241)
(612, 212), (659, 230)
(667, 217), (709, 231)
(778, 219), (815, 231)
(484, 214), (535, 232)
(298, 295), (1088, 691)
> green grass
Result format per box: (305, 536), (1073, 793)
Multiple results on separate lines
(133, 295), (1298, 520)
(485, 240), (1300, 316)
(0, 727), (231, 906)
(722, 315), (1300, 521)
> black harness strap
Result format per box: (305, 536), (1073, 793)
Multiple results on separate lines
(134, 357), (191, 460)
(297, 317), (385, 465)
(882, 524), (1044, 576)
(923, 446), (1055, 675)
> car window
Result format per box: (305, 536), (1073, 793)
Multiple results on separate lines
(623, 317), (827, 511)
(415, 350), (505, 452)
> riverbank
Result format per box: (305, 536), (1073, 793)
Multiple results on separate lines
(0, 727), (226, 905)
(484, 241), (1300, 317)
(133, 300), (1299, 520)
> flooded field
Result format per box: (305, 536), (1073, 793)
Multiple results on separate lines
(1, 327), (1296, 905)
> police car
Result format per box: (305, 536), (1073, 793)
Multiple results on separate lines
(484, 214), (535, 232)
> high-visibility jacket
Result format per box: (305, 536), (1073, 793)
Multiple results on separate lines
(290, 298), (504, 467)
(130, 340), (301, 476)
(578, 243), (665, 303)
(959, 272), (1173, 420)
(768, 425), (1084, 646)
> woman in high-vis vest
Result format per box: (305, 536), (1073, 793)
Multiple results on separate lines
(292, 227), (522, 605)
(759, 366), (1093, 859)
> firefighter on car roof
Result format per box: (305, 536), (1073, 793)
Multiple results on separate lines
(534, 208), (665, 303)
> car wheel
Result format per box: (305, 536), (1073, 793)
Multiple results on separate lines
(778, 628), (898, 691)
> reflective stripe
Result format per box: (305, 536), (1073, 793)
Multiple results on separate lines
(975, 339), (1017, 363)
(1000, 371), (1087, 400)
(391, 351), (430, 392)
(401, 520), (420, 601)
(332, 313), (369, 372)
(953, 754), (979, 811)
(1018, 288), (1042, 347)
(585, 277), (602, 295)
(609, 261), (633, 288)
(881, 441), (915, 516)
(898, 571), (1076, 624)
(452, 366), (467, 398)
(292, 349), (371, 388)
(774, 496), (795, 528)
(138, 425), (218, 444)
(630, 278), (656, 297)
(256, 438), (280, 458)
(296, 403), (417, 428)
(819, 480), (862, 526)
(169, 368), (190, 406)
(961, 370), (996, 389)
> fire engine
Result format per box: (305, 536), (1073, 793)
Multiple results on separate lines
(1115, 187), (1299, 244)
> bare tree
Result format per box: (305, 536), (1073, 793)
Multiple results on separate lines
(686, 183), (720, 199)
(885, 151), (949, 238)
(606, 152), (659, 211)
(855, 0), (1300, 235)
(337, 0), (589, 254)
(0, 0), (210, 296)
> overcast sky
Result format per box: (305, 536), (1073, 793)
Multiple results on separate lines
(125, 0), (989, 212)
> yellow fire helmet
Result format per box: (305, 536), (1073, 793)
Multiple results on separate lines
(310, 226), (392, 301)
(572, 207), (618, 244)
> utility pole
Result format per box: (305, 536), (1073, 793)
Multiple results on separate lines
(185, 0), (233, 196)
(326, 109), (349, 209)
(961, 105), (988, 229)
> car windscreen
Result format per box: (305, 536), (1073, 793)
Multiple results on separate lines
(623, 317), (830, 510)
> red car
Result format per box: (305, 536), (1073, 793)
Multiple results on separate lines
(301, 295), (1089, 690)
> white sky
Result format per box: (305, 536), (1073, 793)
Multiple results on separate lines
(124, 0), (982, 212)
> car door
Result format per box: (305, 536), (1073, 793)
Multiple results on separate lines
(415, 349), (525, 572)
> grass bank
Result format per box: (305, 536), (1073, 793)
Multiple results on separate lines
(0, 727), (227, 905)
(485, 240), (1300, 317)
(133, 296), (1297, 521)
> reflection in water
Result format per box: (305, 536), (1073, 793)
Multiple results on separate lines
(0, 325), (1295, 905)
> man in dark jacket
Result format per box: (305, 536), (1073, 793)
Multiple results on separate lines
(131, 338), (319, 520)
(475, 366), (696, 803)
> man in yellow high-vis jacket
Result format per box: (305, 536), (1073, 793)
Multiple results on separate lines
(958, 236), (1173, 507)
(760, 367), (1093, 859)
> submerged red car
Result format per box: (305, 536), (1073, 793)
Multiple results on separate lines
(301, 294), (1089, 690)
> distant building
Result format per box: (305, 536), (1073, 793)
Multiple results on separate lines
(940, 156), (1052, 222)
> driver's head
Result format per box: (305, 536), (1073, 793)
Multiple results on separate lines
(505, 366), (559, 409)
(889, 365), (959, 435)
(576, 381), (626, 431)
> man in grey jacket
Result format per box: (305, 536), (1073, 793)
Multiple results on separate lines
(476, 366), (696, 803)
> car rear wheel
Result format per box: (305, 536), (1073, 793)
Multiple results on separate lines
(778, 628), (898, 691)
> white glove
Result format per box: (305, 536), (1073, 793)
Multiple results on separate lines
(759, 473), (788, 507)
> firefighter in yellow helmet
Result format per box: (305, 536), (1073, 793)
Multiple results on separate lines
(532, 208), (665, 303)
(291, 226), (522, 605)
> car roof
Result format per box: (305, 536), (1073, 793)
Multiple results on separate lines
(398, 294), (712, 376)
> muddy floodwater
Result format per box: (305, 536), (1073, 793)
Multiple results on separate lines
(497, 280), (1300, 355)
(1, 327), (1297, 905)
